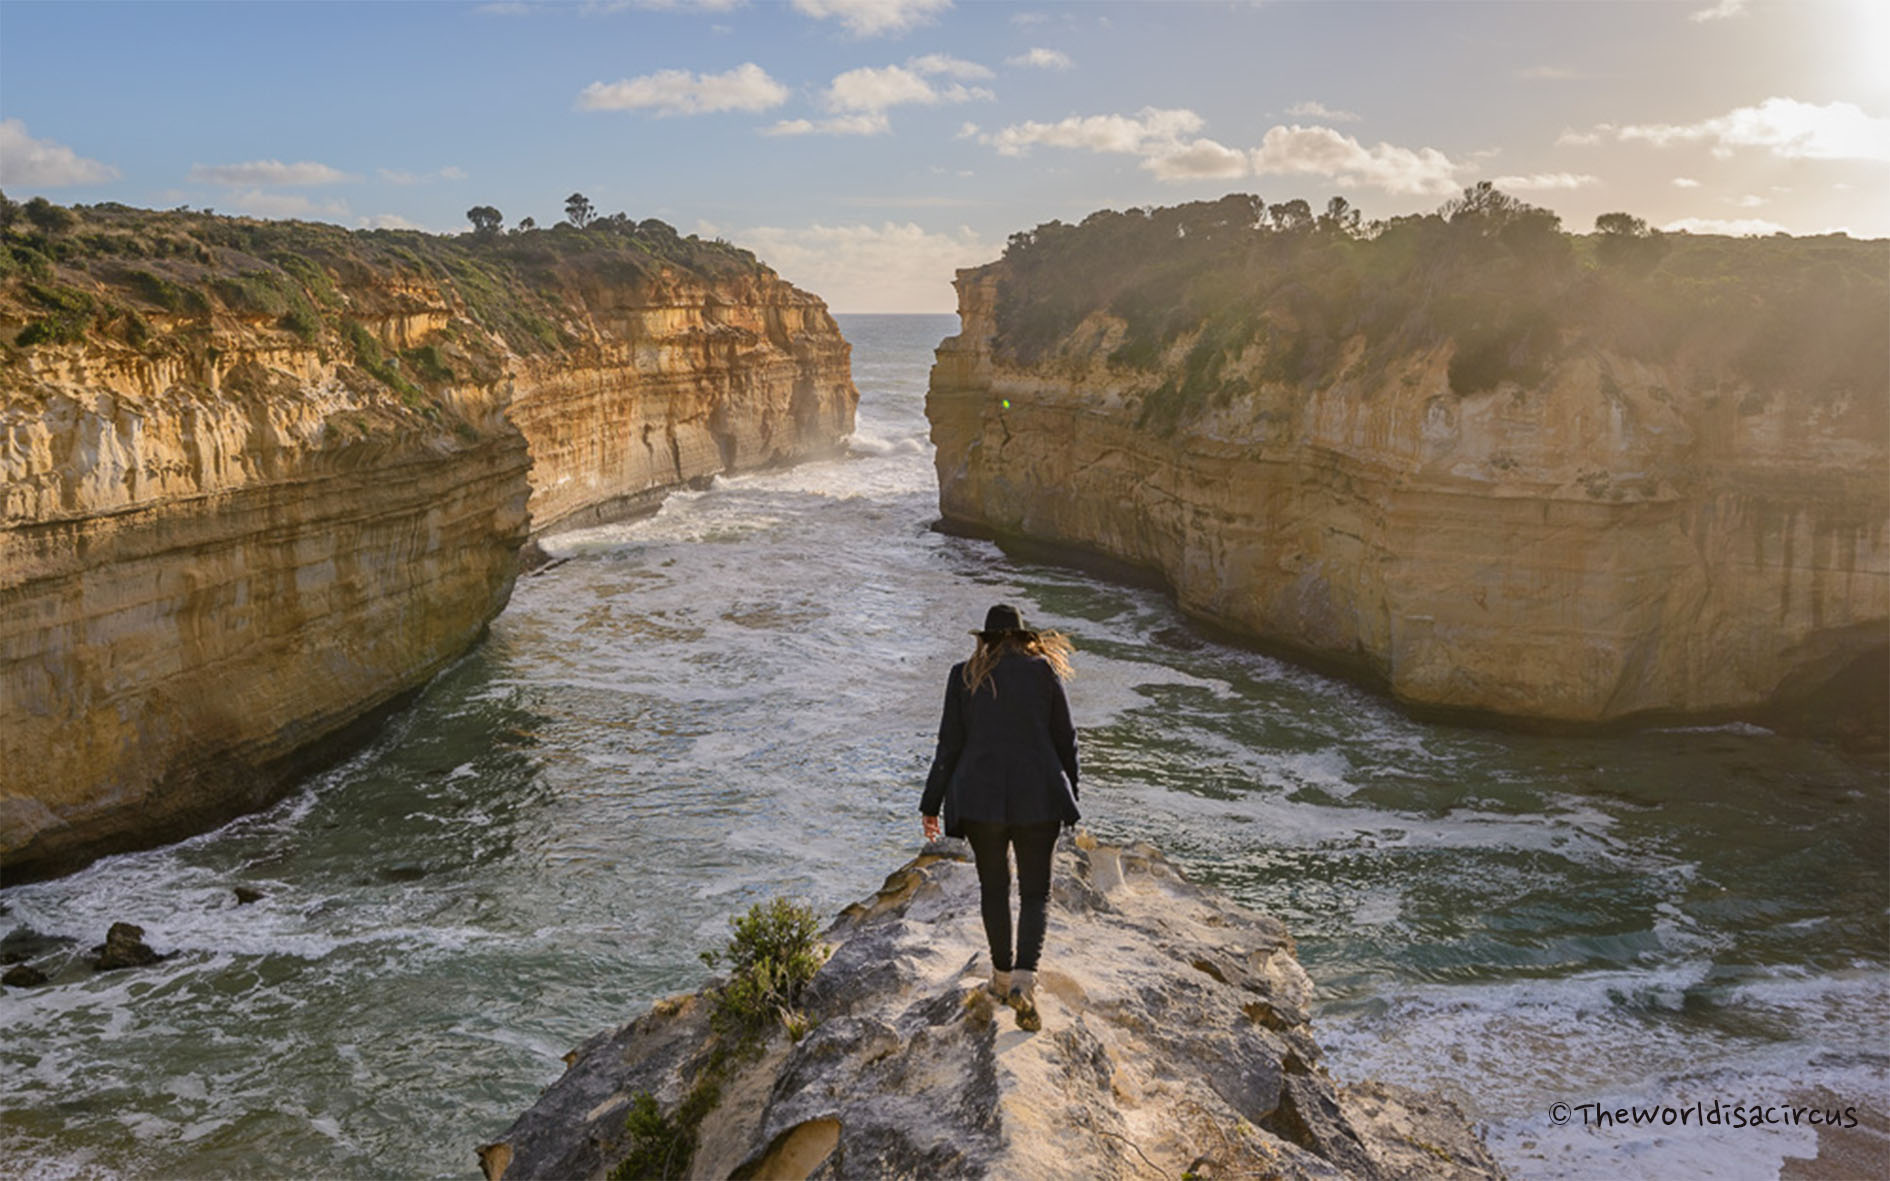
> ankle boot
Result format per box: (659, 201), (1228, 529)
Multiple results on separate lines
(988, 968), (1012, 999)
(1007, 969), (1041, 1031)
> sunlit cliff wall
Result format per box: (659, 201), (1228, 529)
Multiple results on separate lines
(1, 209), (855, 880)
(928, 200), (1887, 728)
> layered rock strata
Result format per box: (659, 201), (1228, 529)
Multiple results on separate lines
(928, 265), (1888, 727)
(2, 211), (856, 880)
(481, 834), (1502, 1181)
(1, 339), (532, 881)
(511, 271), (854, 537)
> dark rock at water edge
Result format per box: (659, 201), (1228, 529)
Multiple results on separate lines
(1, 925), (75, 964)
(91, 922), (162, 971)
(480, 834), (1504, 1180)
(3, 962), (49, 988)
(233, 886), (265, 905)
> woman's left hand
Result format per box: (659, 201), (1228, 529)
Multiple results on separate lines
(922, 815), (942, 842)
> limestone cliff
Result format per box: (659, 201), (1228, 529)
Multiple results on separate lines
(927, 198), (1888, 728)
(480, 834), (1503, 1180)
(0, 205), (855, 880)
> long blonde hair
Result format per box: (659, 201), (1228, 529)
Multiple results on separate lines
(963, 630), (1074, 696)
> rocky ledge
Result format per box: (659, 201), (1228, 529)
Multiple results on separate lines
(480, 834), (1501, 1180)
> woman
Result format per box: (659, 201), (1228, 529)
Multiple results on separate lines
(920, 603), (1079, 1032)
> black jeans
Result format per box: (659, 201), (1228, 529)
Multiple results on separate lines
(962, 820), (1061, 973)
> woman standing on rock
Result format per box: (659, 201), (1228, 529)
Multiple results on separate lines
(921, 604), (1080, 1032)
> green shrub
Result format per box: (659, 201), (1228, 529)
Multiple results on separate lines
(605, 898), (827, 1181)
(280, 305), (322, 343)
(608, 1073), (724, 1181)
(211, 273), (290, 318)
(700, 897), (826, 1044)
(127, 269), (212, 317)
(403, 343), (455, 384)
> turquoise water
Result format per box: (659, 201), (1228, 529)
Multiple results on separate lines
(2, 314), (1883, 1179)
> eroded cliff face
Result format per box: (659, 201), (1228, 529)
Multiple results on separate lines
(508, 270), (854, 535)
(1, 210), (855, 880)
(930, 264), (1889, 727)
(1, 329), (532, 881)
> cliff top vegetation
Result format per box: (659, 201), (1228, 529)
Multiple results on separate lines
(988, 186), (1887, 432)
(0, 195), (797, 403)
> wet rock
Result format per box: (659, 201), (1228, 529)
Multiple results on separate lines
(233, 886), (265, 905)
(90, 922), (161, 971)
(3, 963), (49, 987)
(481, 833), (1503, 1181)
(1, 925), (74, 964)
(1152, 625), (1206, 651)
(379, 865), (430, 883)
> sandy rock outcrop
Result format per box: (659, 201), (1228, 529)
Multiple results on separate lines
(929, 264), (1888, 728)
(480, 834), (1501, 1181)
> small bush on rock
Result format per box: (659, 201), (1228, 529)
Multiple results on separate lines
(701, 897), (826, 1044)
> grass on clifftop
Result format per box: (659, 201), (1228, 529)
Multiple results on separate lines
(990, 186), (1888, 434)
(0, 196), (785, 399)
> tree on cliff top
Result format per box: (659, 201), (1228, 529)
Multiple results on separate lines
(22, 195), (78, 235)
(564, 192), (594, 229)
(466, 205), (503, 235)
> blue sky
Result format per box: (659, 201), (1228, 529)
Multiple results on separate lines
(2, 0), (1885, 311)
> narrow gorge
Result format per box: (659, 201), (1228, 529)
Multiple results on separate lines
(928, 196), (1888, 732)
(0, 206), (855, 881)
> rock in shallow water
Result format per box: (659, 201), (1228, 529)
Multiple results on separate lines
(2, 963), (49, 988)
(90, 922), (162, 971)
(481, 833), (1502, 1180)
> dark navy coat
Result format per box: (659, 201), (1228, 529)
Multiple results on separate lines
(920, 649), (1080, 836)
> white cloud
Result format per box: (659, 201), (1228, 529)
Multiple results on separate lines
(763, 114), (889, 136)
(979, 106), (1205, 156)
(791, 0), (950, 37)
(475, 2), (533, 14)
(908, 53), (992, 79)
(718, 220), (988, 312)
(1689, 0), (1746, 22)
(1489, 172), (1600, 190)
(1672, 176), (1702, 188)
(1662, 216), (1787, 235)
(1006, 47), (1073, 70)
(358, 213), (426, 230)
(1010, 11), (1047, 26)
(1584, 99), (1890, 161)
(226, 190), (349, 219)
(1729, 193), (1768, 207)
(827, 65), (939, 111)
(1285, 100), (1359, 123)
(188, 159), (352, 186)
(1556, 125), (1611, 147)
(825, 64), (991, 114)
(578, 62), (788, 115)
(378, 165), (468, 185)
(1143, 139), (1250, 181)
(1251, 124), (1461, 196)
(0, 118), (120, 186)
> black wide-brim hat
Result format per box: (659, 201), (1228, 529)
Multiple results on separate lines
(970, 603), (1038, 639)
